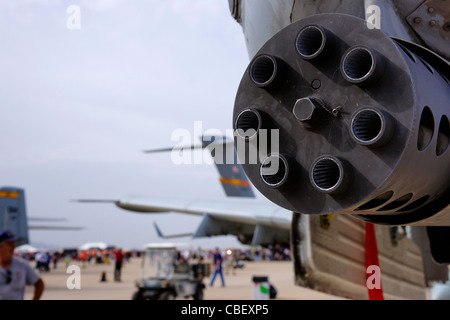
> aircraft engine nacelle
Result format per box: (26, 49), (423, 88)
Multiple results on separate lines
(233, 13), (450, 226)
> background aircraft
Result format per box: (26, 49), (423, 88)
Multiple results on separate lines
(1, 187), (83, 246)
(76, 0), (449, 299)
(76, 135), (292, 247)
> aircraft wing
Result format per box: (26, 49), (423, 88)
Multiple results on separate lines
(118, 196), (291, 245)
(28, 225), (84, 231)
(76, 195), (292, 246)
(27, 217), (84, 230)
(116, 196), (289, 226)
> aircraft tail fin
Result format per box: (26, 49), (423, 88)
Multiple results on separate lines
(144, 135), (255, 198)
(0, 187), (29, 245)
(201, 135), (255, 198)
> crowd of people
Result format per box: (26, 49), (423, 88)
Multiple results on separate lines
(15, 242), (291, 271)
(181, 243), (292, 264)
(172, 243), (291, 288)
(2, 229), (292, 300)
(234, 244), (292, 262)
(16, 247), (138, 270)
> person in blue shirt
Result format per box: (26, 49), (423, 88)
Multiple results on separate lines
(210, 247), (225, 287)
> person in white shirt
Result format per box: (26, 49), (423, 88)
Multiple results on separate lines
(0, 230), (44, 300)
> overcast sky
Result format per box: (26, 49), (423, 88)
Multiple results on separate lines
(0, 0), (266, 250)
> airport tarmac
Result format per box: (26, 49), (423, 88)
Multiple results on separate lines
(24, 257), (344, 300)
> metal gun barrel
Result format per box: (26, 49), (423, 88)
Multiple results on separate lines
(232, 13), (450, 225)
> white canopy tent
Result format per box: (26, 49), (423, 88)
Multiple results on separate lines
(15, 244), (39, 253)
(78, 242), (108, 251)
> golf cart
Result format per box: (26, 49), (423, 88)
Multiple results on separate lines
(132, 243), (209, 300)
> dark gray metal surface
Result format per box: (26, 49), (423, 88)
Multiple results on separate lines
(406, 0), (450, 61)
(233, 13), (450, 226)
(229, 0), (450, 296)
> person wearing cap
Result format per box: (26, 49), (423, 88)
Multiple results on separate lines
(0, 230), (45, 300)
